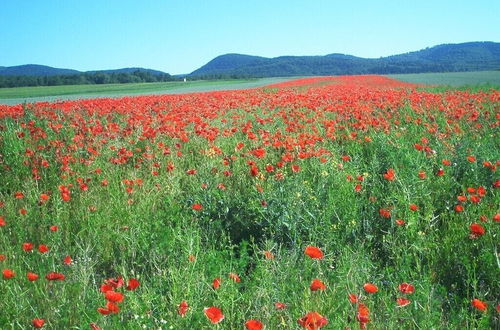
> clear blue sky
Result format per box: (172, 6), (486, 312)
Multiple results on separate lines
(1, 0), (498, 74)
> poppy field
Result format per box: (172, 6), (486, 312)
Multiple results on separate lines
(0, 75), (499, 329)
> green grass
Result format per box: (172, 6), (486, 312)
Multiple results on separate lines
(0, 77), (296, 105)
(388, 70), (500, 87)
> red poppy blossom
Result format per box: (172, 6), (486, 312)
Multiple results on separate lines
(27, 272), (39, 281)
(45, 272), (65, 281)
(275, 302), (287, 310)
(32, 319), (45, 328)
(23, 242), (34, 252)
(212, 277), (221, 289)
(409, 204), (419, 211)
(297, 311), (328, 329)
(63, 256), (72, 265)
(229, 272), (241, 283)
(383, 168), (395, 181)
(50, 225), (59, 232)
(304, 246), (324, 259)
(192, 203), (203, 211)
(38, 244), (49, 253)
(204, 306), (224, 324)
(363, 283), (378, 293)
(105, 290), (124, 303)
(3, 268), (15, 279)
(470, 223), (485, 237)
(263, 250), (274, 260)
(126, 278), (140, 291)
(0, 216), (6, 226)
(398, 282), (415, 294)
(467, 155), (476, 163)
(397, 298), (411, 307)
(310, 279), (327, 291)
(395, 219), (405, 226)
(178, 300), (189, 317)
(348, 293), (358, 304)
(106, 301), (120, 314)
(245, 319), (264, 330)
(0, 254), (6, 262)
(471, 299), (487, 311)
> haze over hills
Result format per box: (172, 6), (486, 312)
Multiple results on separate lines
(189, 42), (500, 77)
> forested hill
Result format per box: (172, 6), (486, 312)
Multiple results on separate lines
(190, 42), (500, 78)
(0, 65), (175, 88)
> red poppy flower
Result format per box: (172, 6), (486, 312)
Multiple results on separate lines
(38, 244), (49, 253)
(263, 251), (274, 260)
(471, 299), (487, 311)
(0, 216), (5, 227)
(467, 155), (476, 163)
(63, 256), (72, 265)
(418, 171), (426, 179)
(106, 301), (120, 314)
(23, 242), (34, 252)
(304, 246), (323, 259)
(49, 225), (59, 232)
(348, 293), (358, 304)
(126, 278), (140, 291)
(363, 283), (378, 293)
(275, 302), (287, 310)
(291, 164), (300, 173)
(398, 282), (415, 294)
(45, 272), (65, 281)
(212, 277), (221, 289)
(97, 307), (111, 315)
(90, 323), (101, 330)
(14, 192), (24, 199)
(245, 319), (264, 330)
(105, 290), (124, 303)
(383, 168), (395, 181)
(3, 269), (15, 279)
(32, 319), (45, 328)
(494, 214), (500, 223)
(397, 298), (411, 307)
(178, 300), (189, 317)
(455, 205), (464, 212)
(27, 272), (39, 281)
(229, 272), (241, 283)
(297, 311), (328, 329)
(204, 306), (224, 324)
(310, 279), (327, 291)
(470, 223), (485, 237)
(192, 203), (203, 211)
(0, 254), (6, 262)
(409, 204), (419, 211)
(436, 168), (445, 177)
(395, 219), (405, 226)
(357, 303), (370, 324)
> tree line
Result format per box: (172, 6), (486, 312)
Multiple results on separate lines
(0, 71), (178, 88)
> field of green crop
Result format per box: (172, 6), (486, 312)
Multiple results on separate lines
(388, 70), (500, 87)
(0, 77), (296, 105)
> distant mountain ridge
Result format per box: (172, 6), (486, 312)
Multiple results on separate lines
(190, 42), (500, 77)
(0, 64), (169, 76)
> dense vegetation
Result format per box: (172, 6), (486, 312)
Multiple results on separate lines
(190, 42), (500, 78)
(0, 70), (177, 88)
(0, 76), (498, 329)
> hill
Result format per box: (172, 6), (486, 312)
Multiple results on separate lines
(0, 64), (80, 76)
(190, 42), (500, 77)
(0, 65), (169, 77)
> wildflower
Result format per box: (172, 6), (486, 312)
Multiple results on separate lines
(178, 300), (189, 317)
(192, 203), (203, 211)
(27, 272), (39, 281)
(245, 320), (264, 330)
(304, 246), (324, 259)
(104, 290), (124, 303)
(398, 282), (415, 294)
(212, 277), (221, 290)
(229, 272), (241, 283)
(32, 319), (45, 328)
(275, 302), (287, 310)
(310, 279), (327, 291)
(383, 168), (395, 181)
(126, 278), (140, 291)
(397, 298), (411, 307)
(348, 293), (358, 304)
(298, 311), (328, 329)
(204, 306), (224, 324)
(45, 272), (65, 281)
(38, 244), (49, 253)
(470, 223), (485, 238)
(64, 256), (72, 265)
(363, 283), (378, 293)
(3, 269), (15, 279)
(471, 299), (487, 311)
(23, 242), (34, 252)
